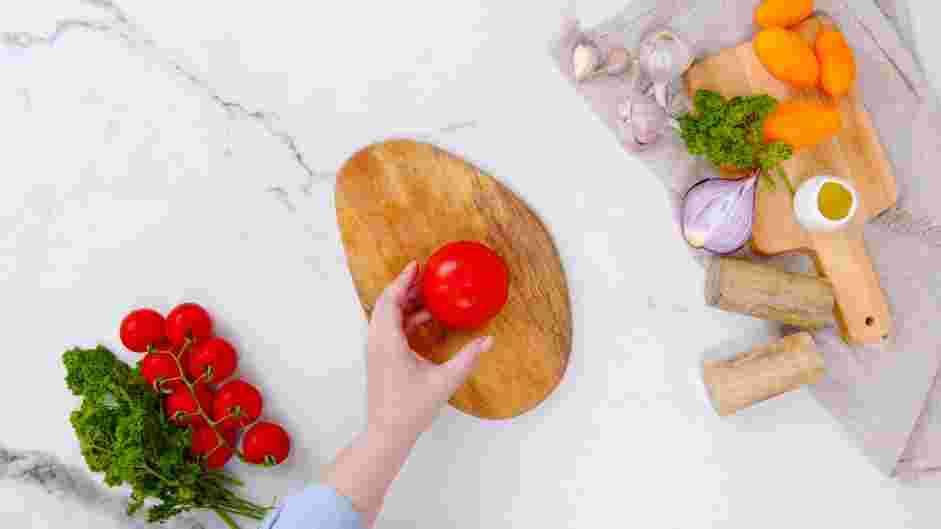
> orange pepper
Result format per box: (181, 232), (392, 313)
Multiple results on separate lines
(764, 100), (841, 150)
(816, 30), (856, 98)
(754, 28), (820, 88)
(755, 0), (814, 29)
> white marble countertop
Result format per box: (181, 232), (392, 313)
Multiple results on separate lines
(3, 1), (941, 527)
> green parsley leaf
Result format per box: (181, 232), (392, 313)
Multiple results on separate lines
(63, 346), (269, 527)
(679, 89), (795, 191)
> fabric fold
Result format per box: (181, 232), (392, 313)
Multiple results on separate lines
(551, 0), (941, 481)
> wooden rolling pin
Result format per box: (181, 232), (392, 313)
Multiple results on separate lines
(702, 332), (825, 416)
(705, 257), (835, 330)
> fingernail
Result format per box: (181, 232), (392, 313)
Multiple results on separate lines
(400, 261), (416, 278)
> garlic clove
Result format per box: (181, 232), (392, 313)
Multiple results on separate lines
(572, 41), (601, 83)
(604, 47), (633, 76)
(619, 91), (669, 149)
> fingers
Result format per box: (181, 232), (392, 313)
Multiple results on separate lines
(436, 336), (494, 394)
(404, 310), (432, 335)
(373, 261), (419, 327)
(403, 273), (424, 313)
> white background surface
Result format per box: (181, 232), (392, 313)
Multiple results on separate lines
(2, 0), (940, 527)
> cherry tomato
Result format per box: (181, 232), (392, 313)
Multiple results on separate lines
(178, 347), (195, 383)
(242, 422), (291, 466)
(188, 337), (238, 384)
(165, 303), (213, 346)
(120, 309), (166, 353)
(190, 425), (237, 469)
(165, 383), (214, 427)
(422, 241), (509, 329)
(139, 353), (183, 392)
(212, 380), (263, 430)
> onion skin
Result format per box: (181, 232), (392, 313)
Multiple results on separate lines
(681, 175), (757, 255)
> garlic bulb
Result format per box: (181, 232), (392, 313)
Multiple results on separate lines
(682, 174), (757, 254)
(618, 91), (669, 150)
(572, 41), (601, 82)
(638, 28), (694, 108)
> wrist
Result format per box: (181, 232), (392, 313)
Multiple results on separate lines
(363, 421), (421, 452)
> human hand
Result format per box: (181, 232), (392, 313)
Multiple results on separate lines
(365, 261), (493, 443)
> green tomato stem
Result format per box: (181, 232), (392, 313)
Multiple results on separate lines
(164, 340), (249, 461)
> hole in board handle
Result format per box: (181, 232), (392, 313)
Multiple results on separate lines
(865, 316), (875, 327)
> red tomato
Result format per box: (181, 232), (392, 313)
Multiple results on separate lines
(151, 337), (174, 354)
(422, 241), (509, 329)
(139, 353), (183, 392)
(188, 337), (238, 384)
(166, 303), (213, 346)
(120, 309), (166, 353)
(165, 383), (214, 427)
(178, 347), (195, 383)
(190, 426), (237, 469)
(242, 422), (291, 466)
(212, 380), (263, 430)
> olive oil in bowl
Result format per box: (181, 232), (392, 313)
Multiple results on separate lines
(793, 176), (858, 232)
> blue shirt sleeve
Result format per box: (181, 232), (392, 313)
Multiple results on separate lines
(259, 484), (365, 529)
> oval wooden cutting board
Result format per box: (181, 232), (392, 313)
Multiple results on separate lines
(335, 139), (572, 419)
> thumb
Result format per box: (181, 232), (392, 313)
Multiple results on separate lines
(437, 336), (493, 394)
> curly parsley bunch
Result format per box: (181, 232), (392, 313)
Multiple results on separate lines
(678, 89), (794, 190)
(64, 346), (268, 528)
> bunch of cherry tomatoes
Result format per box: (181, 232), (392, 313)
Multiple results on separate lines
(120, 303), (291, 469)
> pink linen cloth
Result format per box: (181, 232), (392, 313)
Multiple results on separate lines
(552, 0), (941, 482)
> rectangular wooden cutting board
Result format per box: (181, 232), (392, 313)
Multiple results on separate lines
(685, 16), (897, 345)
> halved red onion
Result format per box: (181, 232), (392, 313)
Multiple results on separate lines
(681, 174), (756, 255)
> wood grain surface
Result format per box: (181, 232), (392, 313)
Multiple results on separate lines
(705, 256), (835, 330)
(686, 16), (897, 345)
(335, 139), (572, 419)
(702, 332), (824, 416)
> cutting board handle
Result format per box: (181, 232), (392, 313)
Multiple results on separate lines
(811, 228), (892, 345)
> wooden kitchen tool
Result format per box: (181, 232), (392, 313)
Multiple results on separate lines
(686, 16), (897, 345)
(335, 139), (572, 420)
(705, 257), (835, 330)
(702, 332), (825, 416)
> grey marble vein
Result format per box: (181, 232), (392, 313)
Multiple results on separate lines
(266, 186), (297, 213)
(1, 0), (328, 187)
(285, 119), (479, 203)
(300, 170), (337, 196)
(0, 444), (206, 529)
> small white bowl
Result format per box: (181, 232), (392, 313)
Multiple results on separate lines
(793, 176), (858, 233)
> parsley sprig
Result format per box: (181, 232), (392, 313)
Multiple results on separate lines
(64, 346), (268, 528)
(678, 89), (794, 191)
